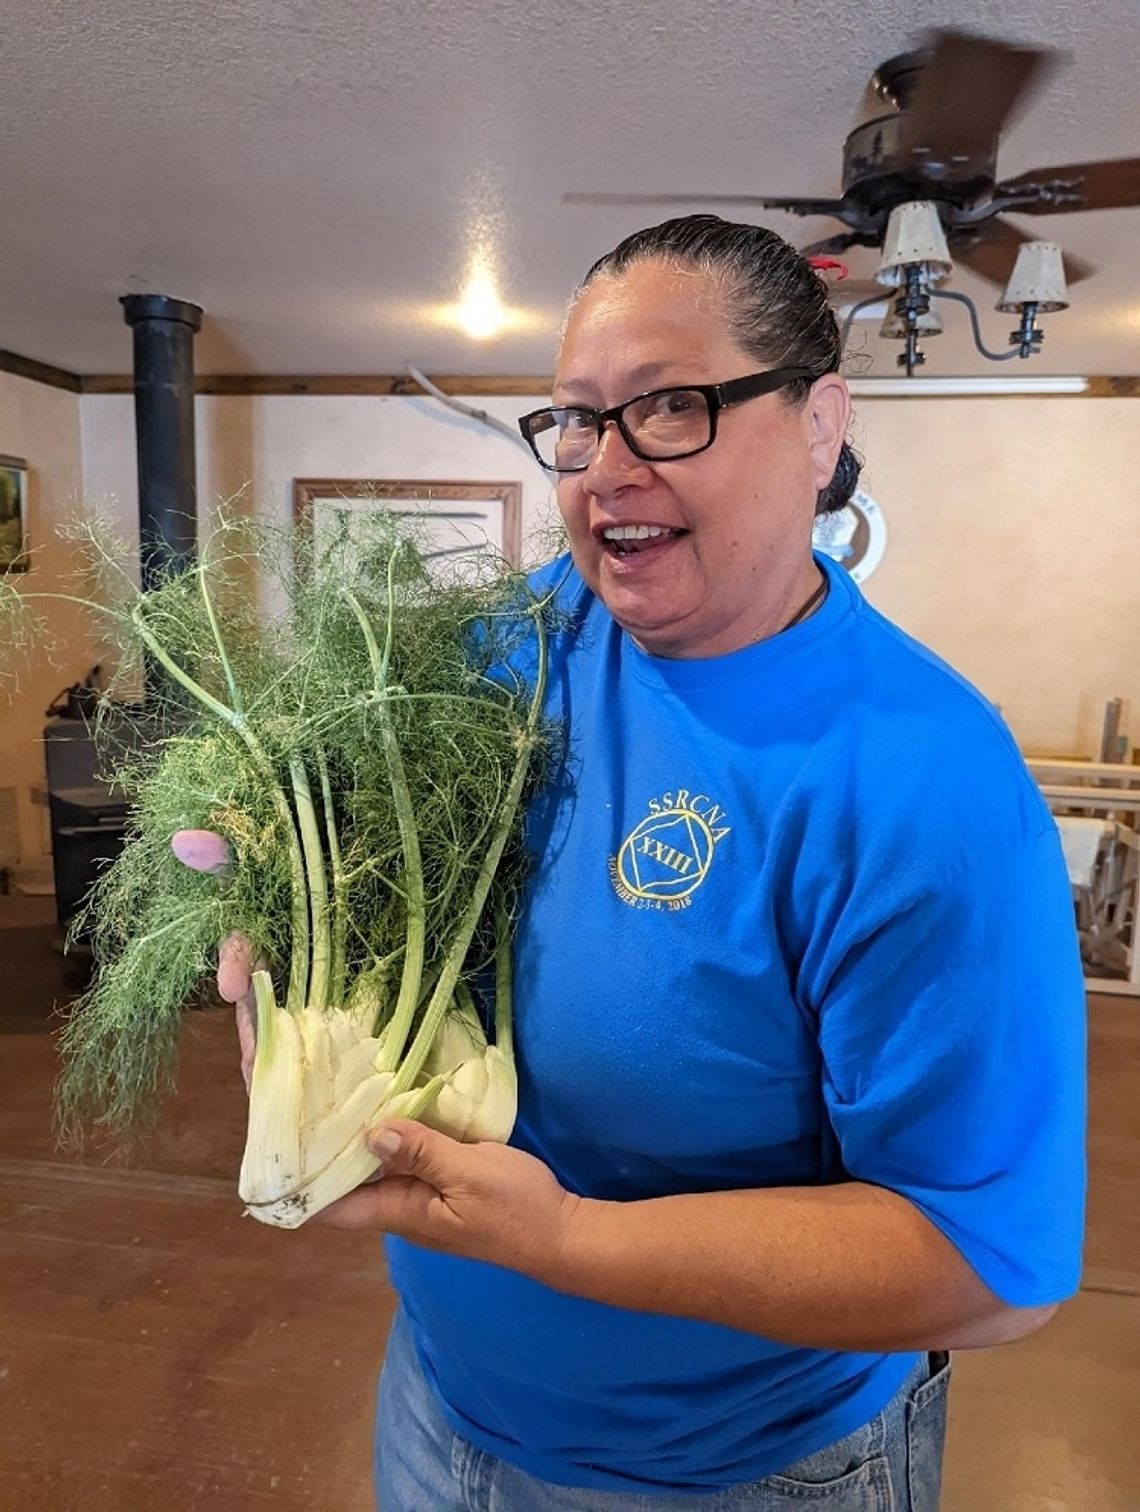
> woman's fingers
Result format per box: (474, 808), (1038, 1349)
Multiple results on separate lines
(223, 938), (267, 1093)
(235, 995), (257, 1093)
(217, 930), (256, 1004)
(170, 831), (260, 1092)
(171, 829), (232, 875)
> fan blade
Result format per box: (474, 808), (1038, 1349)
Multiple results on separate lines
(896, 30), (1056, 163)
(562, 191), (850, 217)
(996, 157), (1140, 214)
(953, 217), (1095, 286)
(952, 218), (1031, 284)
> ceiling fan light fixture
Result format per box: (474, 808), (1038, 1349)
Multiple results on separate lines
(996, 241), (1069, 313)
(875, 201), (953, 287)
(879, 305), (944, 339)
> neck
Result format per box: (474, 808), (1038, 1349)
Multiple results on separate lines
(778, 561), (828, 635)
(734, 558), (825, 650)
(628, 558), (826, 660)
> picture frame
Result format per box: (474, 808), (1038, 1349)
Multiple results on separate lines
(0, 454), (29, 573)
(292, 479), (523, 575)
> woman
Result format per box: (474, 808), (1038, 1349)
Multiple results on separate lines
(195, 216), (1086, 1509)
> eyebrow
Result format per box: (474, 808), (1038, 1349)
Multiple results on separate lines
(552, 360), (697, 404)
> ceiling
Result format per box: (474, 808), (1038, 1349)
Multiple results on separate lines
(2, 0), (1139, 381)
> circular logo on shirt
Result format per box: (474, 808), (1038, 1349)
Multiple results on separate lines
(616, 809), (714, 900)
(812, 488), (887, 583)
(610, 791), (731, 911)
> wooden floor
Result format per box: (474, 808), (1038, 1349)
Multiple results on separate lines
(1, 898), (1137, 1510)
(0, 906), (391, 1511)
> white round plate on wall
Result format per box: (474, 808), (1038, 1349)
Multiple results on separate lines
(812, 488), (887, 583)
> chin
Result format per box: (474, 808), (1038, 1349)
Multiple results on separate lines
(608, 606), (692, 657)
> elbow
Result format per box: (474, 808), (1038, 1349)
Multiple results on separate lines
(935, 1299), (1061, 1351)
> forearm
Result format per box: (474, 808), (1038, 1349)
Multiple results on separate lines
(543, 1179), (1055, 1352)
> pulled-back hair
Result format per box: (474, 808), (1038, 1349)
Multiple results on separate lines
(578, 215), (860, 515)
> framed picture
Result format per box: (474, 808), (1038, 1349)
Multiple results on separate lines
(292, 479), (522, 577)
(0, 454), (29, 572)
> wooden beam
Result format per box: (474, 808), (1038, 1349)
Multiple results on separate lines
(1085, 376), (1140, 399)
(79, 373), (555, 397)
(0, 349), (82, 393)
(65, 371), (1140, 399)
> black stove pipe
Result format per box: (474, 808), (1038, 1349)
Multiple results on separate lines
(119, 294), (203, 591)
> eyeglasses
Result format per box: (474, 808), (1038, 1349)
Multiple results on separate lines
(518, 367), (814, 473)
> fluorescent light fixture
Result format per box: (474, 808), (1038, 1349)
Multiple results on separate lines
(847, 375), (1089, 397)
(837, 299), (889, 321)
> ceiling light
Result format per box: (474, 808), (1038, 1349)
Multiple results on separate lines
(876, 202), (953, 287)
(837, 200), (1075, 378)
(879, 305), (943, 339)
(455, 261), (506, 341)
(996, 241), (1069, 313)
(847, 376), (1089, 396)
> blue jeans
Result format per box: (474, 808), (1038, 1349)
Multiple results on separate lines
(375, 1306), (951, 1510)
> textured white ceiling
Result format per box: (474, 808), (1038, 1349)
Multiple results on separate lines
(1, 0), (1139, 378)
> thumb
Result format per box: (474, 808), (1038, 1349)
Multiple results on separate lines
(366, 1119), (466, 1183)
(172, 829), (232, 875)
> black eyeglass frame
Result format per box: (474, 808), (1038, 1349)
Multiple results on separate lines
(518, 366), (816, 473)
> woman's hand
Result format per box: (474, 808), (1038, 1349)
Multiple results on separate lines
(318, 1119), (581, 1280)
(217, 932), (258, 1091)
(170, 828), (577, 1276)
(171, 829), (258, 1090)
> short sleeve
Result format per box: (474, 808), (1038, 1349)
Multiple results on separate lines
(816, 824), (1087, 1307)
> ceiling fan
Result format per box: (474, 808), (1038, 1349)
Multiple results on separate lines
(566, 28), (1140, 372)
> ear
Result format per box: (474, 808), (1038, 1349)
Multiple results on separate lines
(805, 375), (852, 494)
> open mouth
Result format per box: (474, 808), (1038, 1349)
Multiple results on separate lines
(598, 524), (687, 558)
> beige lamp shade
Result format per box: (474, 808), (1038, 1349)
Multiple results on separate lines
(879, 305), (944, 338)
(996, 241), (1069, 312)
(876, 201), (953, 287)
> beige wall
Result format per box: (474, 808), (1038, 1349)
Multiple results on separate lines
(851, 398), (1139, 757)
(0, 373), (90, 861)
(6, 385), (1136, 863)
(81, 389), (1140, 759)
(80, 393), (562, 559)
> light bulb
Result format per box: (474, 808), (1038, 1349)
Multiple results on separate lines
(456, 264), (506, 340)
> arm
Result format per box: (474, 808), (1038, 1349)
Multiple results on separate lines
(324, 1117), (1056, 1354)
(547, 1177), (1057, 1351)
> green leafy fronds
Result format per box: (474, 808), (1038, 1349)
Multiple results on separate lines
(56, 843), (223, 1142)
(4, 504), (560, 1138)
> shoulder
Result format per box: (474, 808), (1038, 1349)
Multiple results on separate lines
(524, 552), (610, 663)
(482, 553), (598, 694)
(524, 552), (591, 618)
(810, 568), (1055, 862)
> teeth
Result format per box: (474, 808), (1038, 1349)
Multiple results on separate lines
(601, 524), (673, 541)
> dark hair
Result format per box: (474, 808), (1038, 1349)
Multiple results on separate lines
(578, 214), (861, 515)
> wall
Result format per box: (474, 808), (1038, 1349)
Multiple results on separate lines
(80, 393), (562, 562)
(0, 372), (89, 862)
(3, 377), (1133, 851)
(79, 389), (1140, 759)
(851, 397), (1139, 756)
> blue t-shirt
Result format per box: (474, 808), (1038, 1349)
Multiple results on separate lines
(386, 550), (1086, 1493)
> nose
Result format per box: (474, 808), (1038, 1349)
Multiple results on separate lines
(581, 418), (651, 490)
